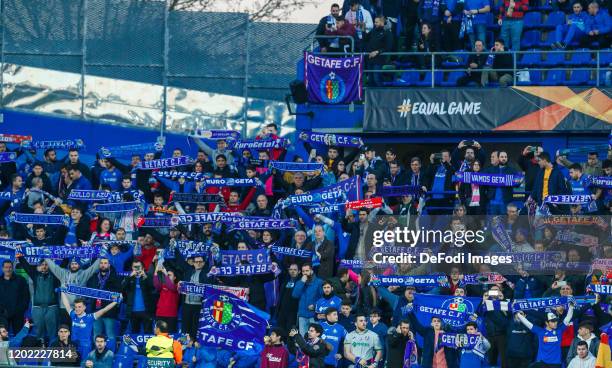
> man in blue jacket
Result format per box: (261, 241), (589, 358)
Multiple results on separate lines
(553, 2), (592, 49)
(583, 1), (611, 48)
(485, 151), (519, 215)
(292, 263), (323, 336)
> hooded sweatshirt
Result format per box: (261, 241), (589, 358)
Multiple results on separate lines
(260, 344), (290, 368)
(46, 257), (101, 308)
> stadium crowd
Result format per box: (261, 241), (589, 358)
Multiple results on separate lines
(314, 0), (611, 86)
(0, 125), (610, 368)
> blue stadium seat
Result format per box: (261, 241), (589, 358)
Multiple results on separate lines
(517, 70), (543, 85)
(521, 30), (542, 49)
(596, 49), (611, 66)
(486, 13), (500, 32)
(542, 51), (566, 67)
(542, 11), (566, 30)
(565, 70), (591, 85)
(440, 71), (465, 86)
(540, 69), (566, 85)
(565, 49), (592, 66)
(523, 12), (543, 30)
(538, 31), (556, 48)
(518, 50), (542, 67)
(388, 71), (420, 86)
(415, 71), (444, 86)
(441, 51), (468, 69)
(588, 70), (607, 86)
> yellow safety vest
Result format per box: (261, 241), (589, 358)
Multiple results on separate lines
(145, 335), (174, 359)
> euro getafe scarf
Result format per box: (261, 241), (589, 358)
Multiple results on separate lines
(268, 161), (324, 172)
(588, 175), (612, 189)
(25, 139), (85, 150)
(403, 339), (419, 368)
(199, 178), (260, 187)
(99, 142), (162, 158)
(9, 212), (69, 226)
(0, 133), (32, 143)
(22, 245), (101, 259)
(138, 156), (191, 170)
(169, 192), (225, 204)
(270, 246), (313, 258)
(59, 285), (122, 303)
(0, 152), (17, 163)
(68, 190), (112, 201)
(453, 172), (524, 187)
(369, 274), (449, 288)
(298, 131), (363, 148)
(228, 218), (297, 231)
(229, 138), (286, 150)
(190, 129), (240, 140)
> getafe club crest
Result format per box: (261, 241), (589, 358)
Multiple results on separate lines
(320, 72), (346, 104)
(202, 295), (242, 332)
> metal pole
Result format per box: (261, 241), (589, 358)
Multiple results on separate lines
(513, 51), (516, 87)
(242, 15), (250, 138)
(1, 0), (6, 107)
(161, 0), (170, 138)
(80, 0), (88, 119)
(431, 54), (434, 88)
(596, 50), (600, 87)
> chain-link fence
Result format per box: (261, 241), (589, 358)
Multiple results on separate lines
(0, 0), (314, 135)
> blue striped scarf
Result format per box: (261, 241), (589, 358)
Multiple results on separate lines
(68, 190), (112, 201)
(190, 129), (240, 140)
(99, 142), (162, 158)
(299, 131), (363, 148)
(270, 246), (313, 258)
(93, 201), (143, 213)
(208, 263), (277, 277)
(26, 139), (85, 150)
(59, 285), (122, 302)
(454, 171), (524, 187)
(228, 218), (298, 231)
(9, 212), (69, 226)
(138, 156), (191, 170)
(588, 175), (612, 189)
(269, 161), (324, 172)
(369, 274), (449, 288)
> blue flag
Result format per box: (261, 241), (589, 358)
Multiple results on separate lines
(197, 288), (268, 352)
(304, 52), (363, 104)
(412, 294), (481, 328)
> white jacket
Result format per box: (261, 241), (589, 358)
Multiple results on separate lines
(567, 353), (596, 368)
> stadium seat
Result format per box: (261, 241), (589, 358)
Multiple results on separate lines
(596, 49), (611, 66)
(542, 51), (566, 67)
(523, 12), (543, 30)
(415, 71), (444, 86)
(538, 31), (556, 48)
(441, 51), (468, 69)
(486, 13), (500, 32)
(440, 71), (465, 86)
(518, 50), (542, 67)
(540, 69), (566, 85)
(388, 71), (420, 86)
(542, 11), (566, 30)
(565, 69), (591, 85)
(521, 30), (542, 49)
(517, 70), (543, 85)
(565, 49), (592, 66)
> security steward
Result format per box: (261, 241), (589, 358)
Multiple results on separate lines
(145, 320), (182, 365)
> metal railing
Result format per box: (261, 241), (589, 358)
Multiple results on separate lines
(310, 48), (611, 88)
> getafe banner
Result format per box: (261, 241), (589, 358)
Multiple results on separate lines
(364, 87), (611, 132)
(411, 294), (481, 328)
(304, 52), (362, 104)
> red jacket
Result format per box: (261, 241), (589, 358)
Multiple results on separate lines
(499, 0), (528, 20)
(153, 273), (179, 317)
(137, 246), (156, 271)
(260, 344), (289, 368)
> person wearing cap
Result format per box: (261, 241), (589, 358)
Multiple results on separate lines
(566, 321), (600, 364)
(516, 302), (575, 368)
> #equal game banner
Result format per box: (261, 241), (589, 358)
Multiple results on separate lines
(304, 52), (363, 104)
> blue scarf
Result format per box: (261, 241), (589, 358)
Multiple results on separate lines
(229, 138), (286, 150)
(509, 296), (596, 311)
(178, 282), (248, 300)
(559, 144), (609, 156)
(299, 131), (363, 148)
(491, 251), (565, 264)
(190, 129), (240, 140)
(0, 152), (17, 163)
(200, 178), (260, 187)
(25, 139), (84, 150)
(269, 161), (324, 172)
(170, 193), (224, 204)
(588, 284), (612, 295)
(216, 249), (270, 266)
(439, 333), (479, 349)
(403, 339), (419, 368)
(23, 245), (101, 259)
(93, 201), (143, 213)
(461, 273), (506, 285)
(489, 216), (512, 250)
(208, 263), (276, 277)
(109, 190), (144, 203)
(0, 192), (15, 200)
(454, 171), (524, 187)
(228, 218), (297, 231)
(270, 246), (313, 258)
(99, 142), (162, 158)
(381, 185), (422, 197)
(0, 240), (27, 251)
(588, 175), (612, 189)
(90, 240), (137, 247)
(308, 204), (342, 215)
(544, 194), (594, 204)
(59, 285), (122, 302)
(9, 212), (69, 226)
(138, 156), (191, 170)
(369, 275), (449, 288)
(459, 14), (474, 39)
(174, 240), (211, 258)
(68, 190), (112, 201)
(137, 216), (172, 228)
(171, 212), (241, 225)
(153, 171), (206, 181)
(556, 230), (599, 247)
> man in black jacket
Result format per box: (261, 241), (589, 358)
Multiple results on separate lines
(481, 39), (514, 87)
(424, 150), (456, 215)
(87, 258), (121, 351)
(0, 260), (30, 334)
(386, 319), (415, 368)
(121, 260), (155, 334)
(18, 257), (60, 343)
(485, 151), (519, 215)
(315, 3), (342, 52)
(365, 16), (393, 86)
(176, 254), (210, 340)
(276, 263), (300, 334)
(457, 40), (488, 86)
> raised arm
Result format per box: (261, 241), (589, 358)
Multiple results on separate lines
(61, 292), (73, 314)
(93, 301), (118, 320)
